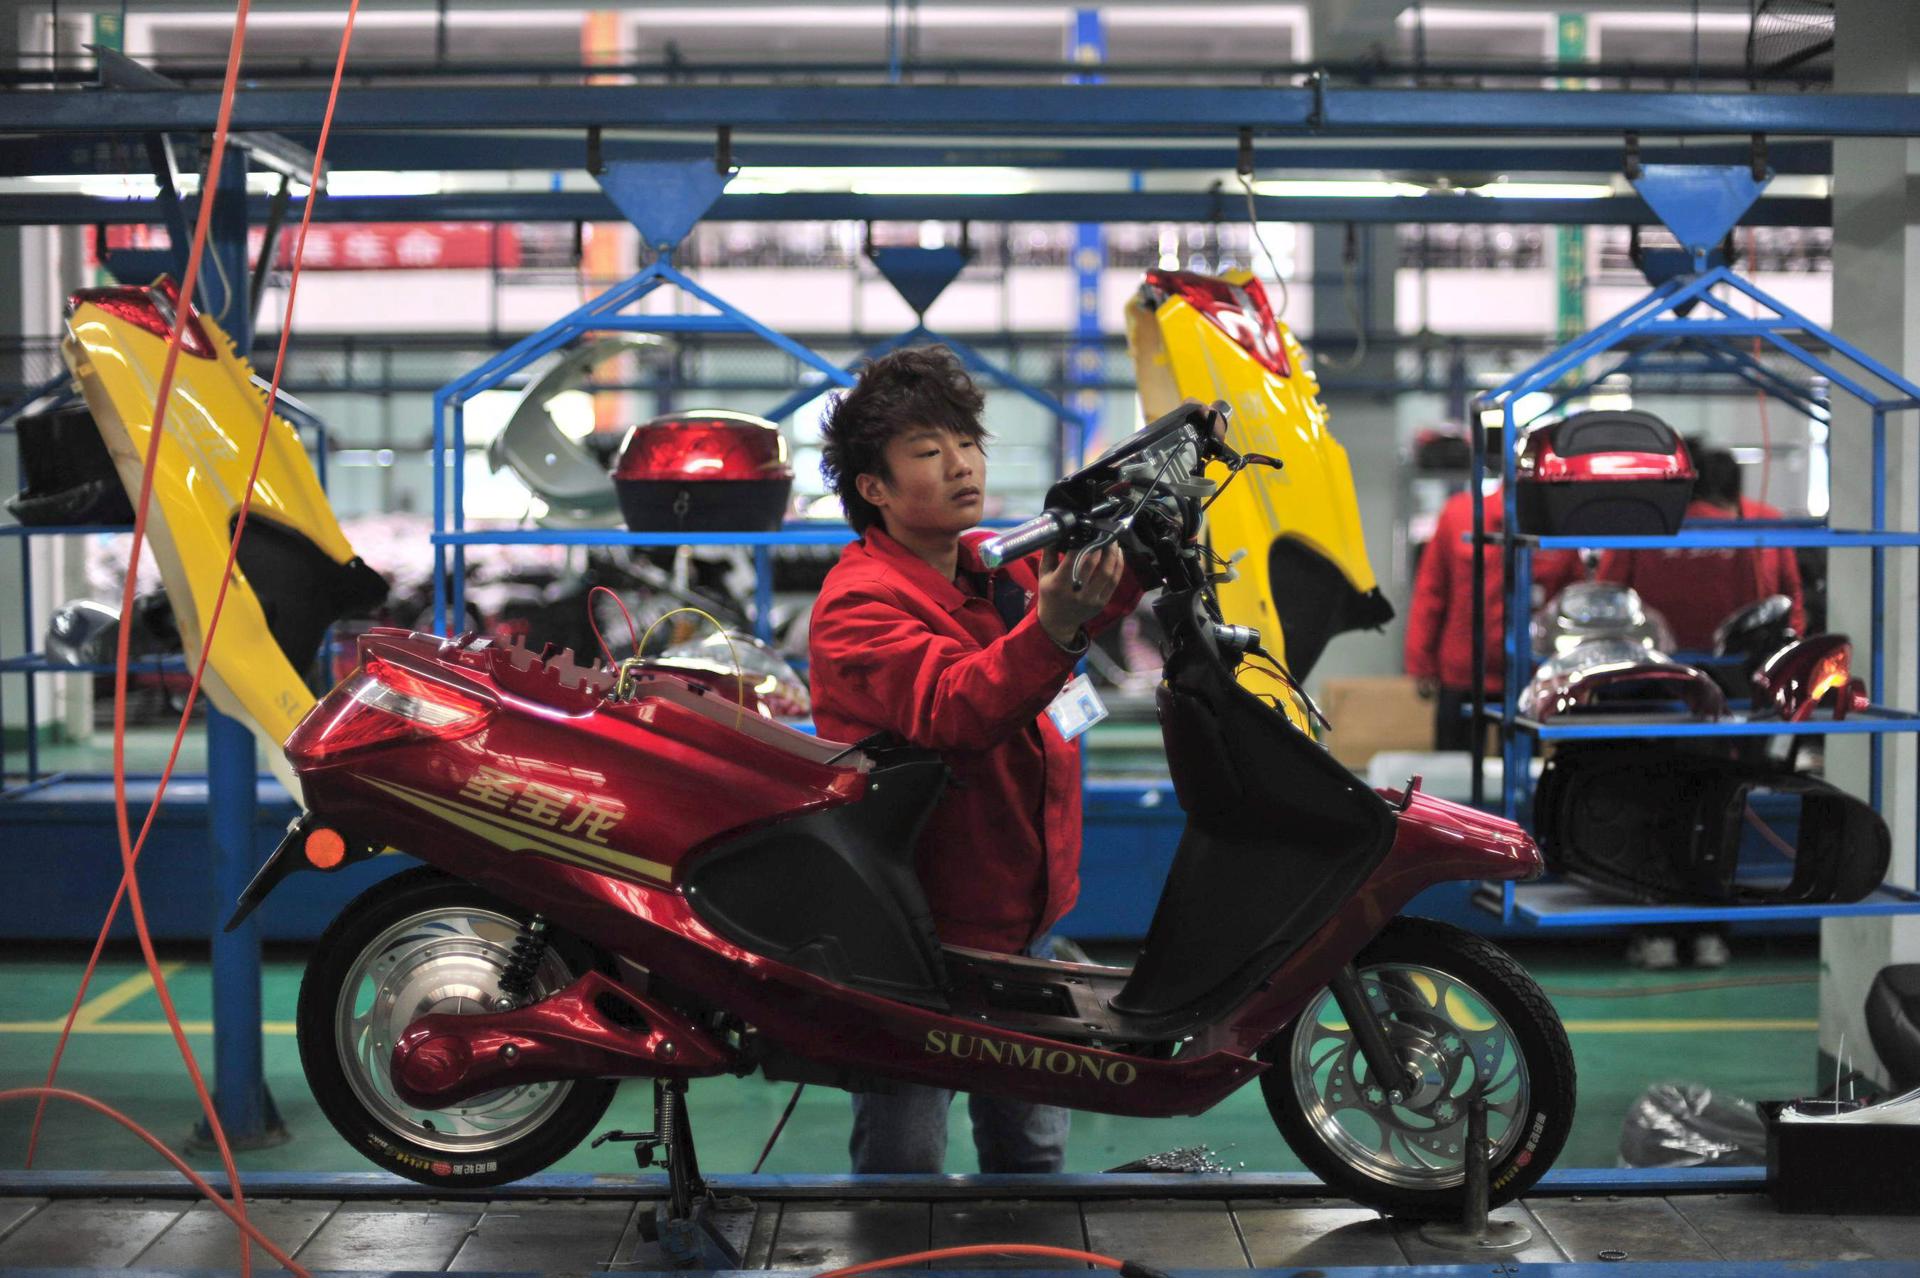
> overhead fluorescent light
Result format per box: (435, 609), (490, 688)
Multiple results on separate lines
(731, 165), (1032, 196)
(326, 170), (444, 198)
(76, 174), (163, 200)
(1471, 180), (1615, 200)
(1253, 179), (1428, 199)
(849, 167), (1032, 196)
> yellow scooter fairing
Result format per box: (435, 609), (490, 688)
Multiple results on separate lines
(61, 278), (385, 791)
(1126, 270), (1392, 696)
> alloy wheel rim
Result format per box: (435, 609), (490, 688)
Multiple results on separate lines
(1289, 962), (1531, 1190)
(335, 905), (576, 1156)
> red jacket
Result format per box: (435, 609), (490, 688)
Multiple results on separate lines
(1404, 489), (1582, 692)
(809, 526), (1141, 953)
(1596, 498), (1807, 652)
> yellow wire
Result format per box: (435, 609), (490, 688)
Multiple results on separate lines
(636, 606), (749, 733)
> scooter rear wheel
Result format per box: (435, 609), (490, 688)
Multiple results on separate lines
(298, 867), (620, 1188)
(1260, 916), (1575, 1217)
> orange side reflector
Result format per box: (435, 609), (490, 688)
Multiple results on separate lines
(306, 827), (346, 869)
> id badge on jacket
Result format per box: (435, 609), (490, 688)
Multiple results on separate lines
(1045, 673), (1108, 741)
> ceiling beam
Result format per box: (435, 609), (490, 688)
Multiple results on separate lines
(0, 132), (1837, 177)
(1, 84), (1914, 138)
(0, 189), (1832, 227)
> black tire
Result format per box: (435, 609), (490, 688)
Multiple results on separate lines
(1260, 916), (1575, 1217)
(298, 866), (620, 1188)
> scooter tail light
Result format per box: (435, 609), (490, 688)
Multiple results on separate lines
(68, 278), (217, 359)
(287, 656), (492, 763)
(1799, 650), (1854, 722)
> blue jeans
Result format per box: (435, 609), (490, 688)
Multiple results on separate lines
(850, 1081), (1070, 1173)
(849, 936), (1070, 1174)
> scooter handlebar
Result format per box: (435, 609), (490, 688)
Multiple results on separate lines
(977, 511), (1073, 569)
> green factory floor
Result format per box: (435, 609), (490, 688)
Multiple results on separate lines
(0, 940), (1820, 1179)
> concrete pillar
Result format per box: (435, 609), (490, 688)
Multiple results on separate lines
(1308, 221), (1402, 683)
(1822, 0), (1920, 1091)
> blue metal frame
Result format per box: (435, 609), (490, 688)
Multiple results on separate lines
(0, 189), (1836, 230)
(0, 1162), (1770, 1200)
(1068, 8), (1107, 464)
(10, 83), (1920, 137)
(0, 131), (1842, 179)
(1471, 193), (1920, 928)
(760, 323), (1091, 476)
(430, 161), (856, 637)
(0, 158), (344, 1145)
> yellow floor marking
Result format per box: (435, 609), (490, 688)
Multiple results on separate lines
(1564, 1018), (1816, 1033)
(73, 963), (186, 1026)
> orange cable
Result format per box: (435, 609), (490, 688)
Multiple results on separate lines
(815, 1243), (1128, 1278)
(587, 582), (640, 666)
(80, 13), (260, 1272)
(27, 7), (357, 1275)
(1, 1089), (309, 1277)
(29, 7), (364, 1170)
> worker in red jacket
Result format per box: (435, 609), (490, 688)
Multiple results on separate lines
(1404, 484), (1581, 749)
(1596, 446), (1806, 652)
(809, 345), (1139, 1175)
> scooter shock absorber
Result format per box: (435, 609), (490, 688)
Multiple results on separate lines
(495, 916), (550, 1011)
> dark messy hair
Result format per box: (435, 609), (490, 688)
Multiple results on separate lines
(1695, 447), (1744, 507)
(819, 345), (989, 533)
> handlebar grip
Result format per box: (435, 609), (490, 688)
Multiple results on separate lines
(978, 511), (1070, 569)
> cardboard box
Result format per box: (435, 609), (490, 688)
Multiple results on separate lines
(1319, 676), (1435, 769)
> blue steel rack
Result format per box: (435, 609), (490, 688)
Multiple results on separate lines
(430, 162), (1087, 640)
(760, 243), (1094, 464)
(429, 159), (861, 638)
(1470, 165), (1920, 931)
(0, 416), (328, 795)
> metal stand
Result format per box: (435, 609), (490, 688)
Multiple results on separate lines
(1417, 1097), (1532, 1254)
(192, 706), (288, 1151)
(431, 156), (857, 637)
(594, 1079), (742, 1270)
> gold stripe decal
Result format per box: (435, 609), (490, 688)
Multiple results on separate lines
(358, 775), (672, 884)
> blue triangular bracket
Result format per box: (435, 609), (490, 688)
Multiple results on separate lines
(871, 246), (970, 317)
(1630, 164), (1772, 272)
(1636, 245), (1735, 305)
(595, 159), (733, 255)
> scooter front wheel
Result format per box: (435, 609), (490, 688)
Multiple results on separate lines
(298, 867), (620, 1188)
(1260, 916), (1575, 1217)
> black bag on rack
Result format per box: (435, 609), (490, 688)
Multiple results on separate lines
(7, 404), (135, 527)
(1534, 743), (1890, 905)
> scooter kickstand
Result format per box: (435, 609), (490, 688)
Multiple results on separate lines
(1416, 1097), (1533, 1254)
(629, 1078), (744, 1270)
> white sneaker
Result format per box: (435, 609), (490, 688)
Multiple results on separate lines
(1627, 935), (1680, 970)
(1691, 933), (1731, 968)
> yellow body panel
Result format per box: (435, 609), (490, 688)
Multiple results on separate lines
(1126, 270), (1385, 729)
(61, 295), (350, 791)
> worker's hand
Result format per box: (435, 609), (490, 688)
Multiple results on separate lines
(1038, 543), (1124, 647)
(1415, 678), (1439, 700)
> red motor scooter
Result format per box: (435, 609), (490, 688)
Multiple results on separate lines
(231, 403), (1573, 1252)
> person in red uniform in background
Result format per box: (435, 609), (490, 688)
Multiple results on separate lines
(1596, 444), (1806, 652)
(809, 346), (1140, 1174)
(1404, 469), (1582, 750)
(1600, 443), (1800, 970)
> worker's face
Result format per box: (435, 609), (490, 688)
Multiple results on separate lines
(858, 425), (987, 538)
